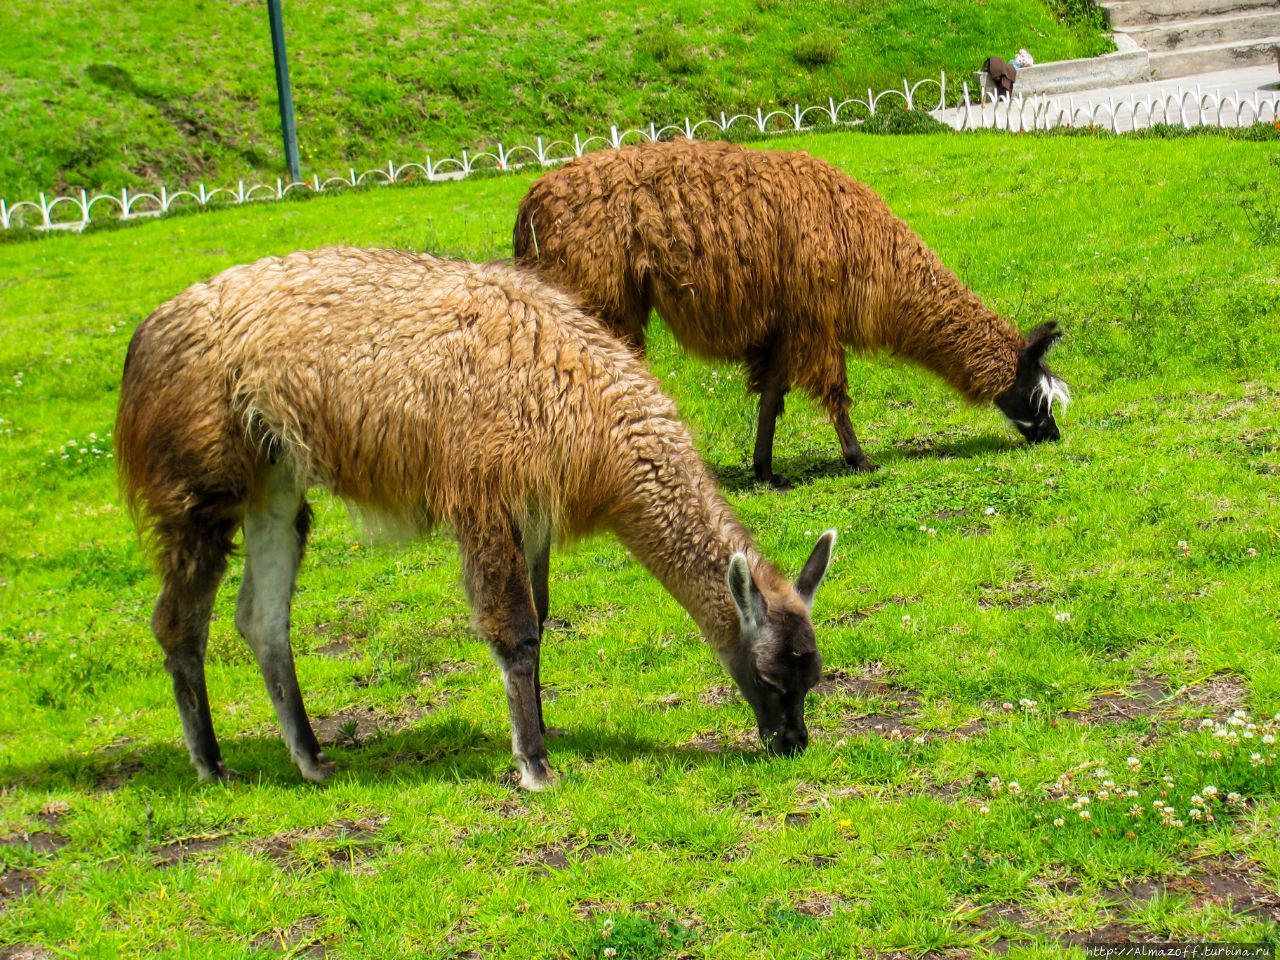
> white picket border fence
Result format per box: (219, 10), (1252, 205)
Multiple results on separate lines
(954, 81), (1280, 133)
(4, 71), (1277, 232)
(1, 76), (949, 232)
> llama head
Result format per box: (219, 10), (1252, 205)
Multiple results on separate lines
(995, 321), (1069, 444)
(723, 530), (834, 756)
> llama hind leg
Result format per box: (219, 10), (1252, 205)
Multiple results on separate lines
(522, 518), (552, 734)
(458, 515), (553, 790)
(817, 365), (878, 473)
(830, 398), (877, 473)
(236, 464), (331, 782)
(152, 514), (237, 782)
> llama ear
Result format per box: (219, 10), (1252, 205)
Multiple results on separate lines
(727, 552), (761, 630)
(1023, 322), (1063, 364)
(795, 529), (837, 608)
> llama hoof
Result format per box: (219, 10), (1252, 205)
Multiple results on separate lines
(848, 458), (879, 474)
(299, 753), (338, 783)
(769, 476), (794, 491)
(516, 756), (560, 792)
(199, 762), (240, 784)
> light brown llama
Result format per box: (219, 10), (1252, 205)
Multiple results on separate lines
(514, 138), (1069, 487)
(116, 247), (835, 789)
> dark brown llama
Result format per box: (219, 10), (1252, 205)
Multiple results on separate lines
(514, 138), (1069, 487)
(116, 248), (836, 789)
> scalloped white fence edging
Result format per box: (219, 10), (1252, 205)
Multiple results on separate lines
(5, 73), (1277, 232)
(2, 77), (949, 232)
(953, 81), (1280, 133)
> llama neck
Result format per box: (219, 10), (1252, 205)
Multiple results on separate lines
(606, 440), (769, 651)
(879, 239), (1024, 402)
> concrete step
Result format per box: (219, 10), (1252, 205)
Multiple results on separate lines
(1102, 0), (1278, 28)
(1120, 10), (1280, 50)
(1148, 34), (1280, 77)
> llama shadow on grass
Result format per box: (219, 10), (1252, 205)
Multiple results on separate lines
(713, 432), (1018, 492)
(0, 716), (751, 795)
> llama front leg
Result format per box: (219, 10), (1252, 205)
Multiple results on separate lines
(236, 466), (331, 782)
(459, 517), (554, 790)
(753, 384), (791, 490)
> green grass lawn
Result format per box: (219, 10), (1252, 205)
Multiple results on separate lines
(1, 130), (1279, 957)
(0, 0), (1112, 199)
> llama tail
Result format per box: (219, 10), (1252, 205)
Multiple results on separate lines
(512, 198), (539, 264)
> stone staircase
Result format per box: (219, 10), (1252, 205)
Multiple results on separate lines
(1101, 0), (1280, 79)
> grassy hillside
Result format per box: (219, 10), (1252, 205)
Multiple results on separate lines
(2, 131), (1278, 956)
(0, 0), (1112, 198)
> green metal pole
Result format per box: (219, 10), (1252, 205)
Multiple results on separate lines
(267, 0), (301, 183)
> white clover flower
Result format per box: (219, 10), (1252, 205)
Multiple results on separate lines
(1055, 612), (1071, 623)
(1126, 789), (1139, 798)
(1263, 734), (1275, 746)
(1079, 810), (1091, 820)
(913, 735), (925, 745)
(1199, 719), (1215, 729)
(1002, 702), (1014, 713)
(979, 805), (990, 815)
(1008, 782), (1021, 796)
(1228, 792), (1242, 803)
(1053, 817), (1065, 827)
(1127, 757), (1141, 769)
(1201, 785), (1218, 798)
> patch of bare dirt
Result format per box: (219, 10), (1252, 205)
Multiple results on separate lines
(0, 948), (54, 960)
(415, 660), (476, 683)
(791, 893), (846, 917)
(979, 852), (1280, 950)
(153, 834), (228, 867)
(978, 901), (1146, 949)
(824, 596), (920, 628)
(813, 667), (907, 700)
(1101, 855), (1280, 920)
(698, 685), (736, 706)
(0, 819), (68, 856)
(1177, 672), (1248, 714)
(517, 838), (614, 875)
(651, 694), (683, 710)
(0, 868), (41, 903)
(978, 572), (1051, 610)
(312, 701), (430, 747)
(816, 667), (922, 740)
(1059, 672), (1248, 727)
(683, 729), (756, 754)
(251, 914), (327, 956)
(251, 817), (387, 872)
(314, 638), (353, 658)
(1061, 678), (1169, 724)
